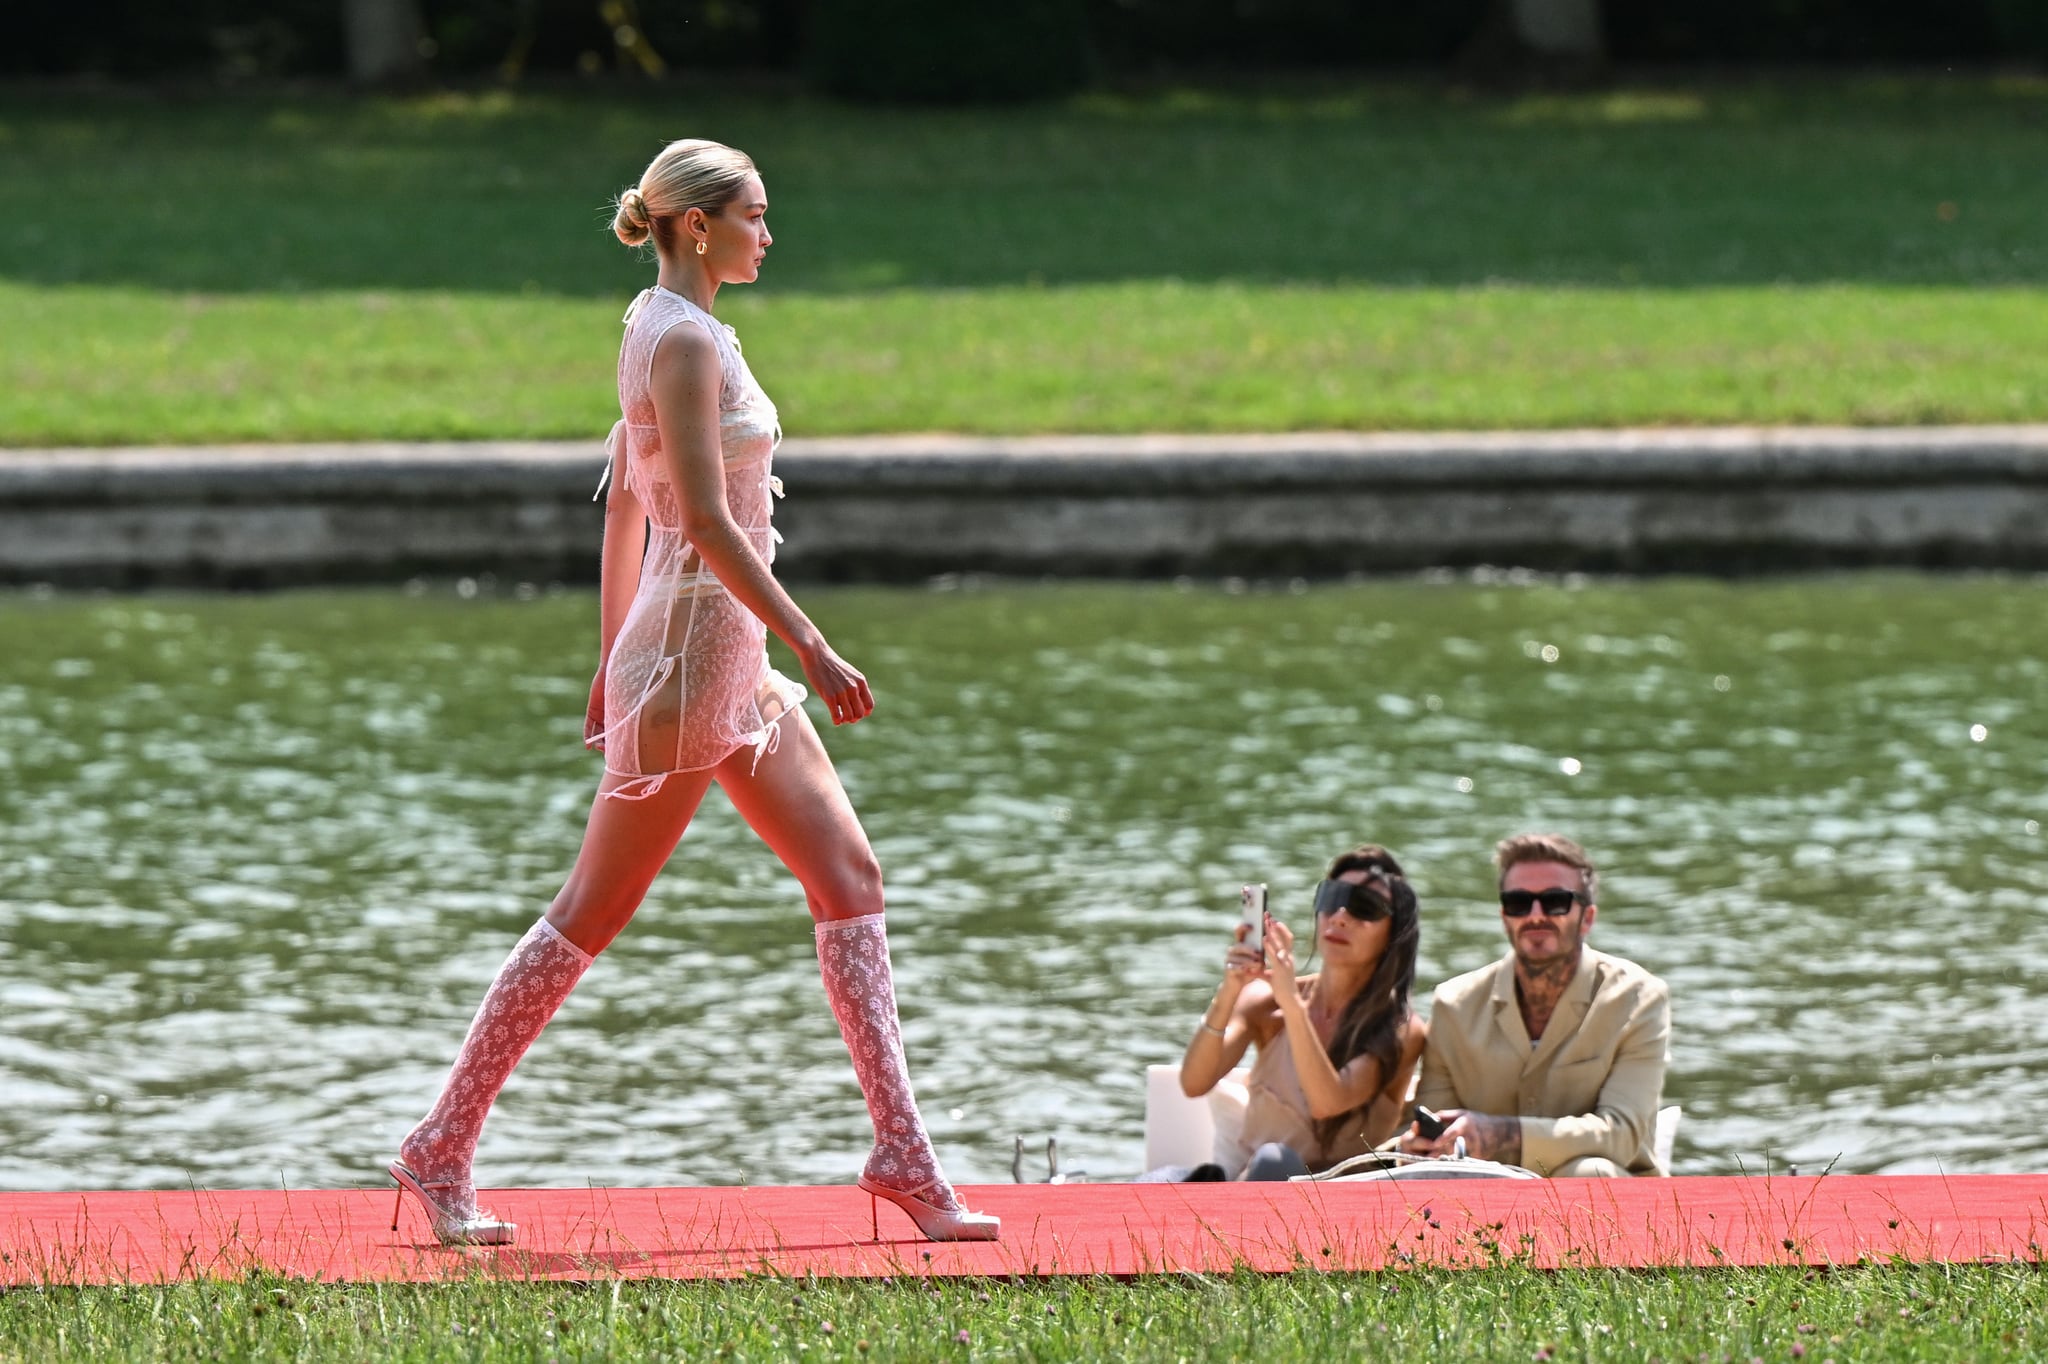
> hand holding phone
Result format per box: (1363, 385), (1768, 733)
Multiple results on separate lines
(1412, 1104), (1448, 1140)
(1240, 884), (1267, 966)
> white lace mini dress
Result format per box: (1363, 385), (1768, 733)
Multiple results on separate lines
(592, 285), (806, 800)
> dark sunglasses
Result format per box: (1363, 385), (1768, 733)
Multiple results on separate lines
(1499, 887), (1586, 918)
(1312, 877), (1394, 922)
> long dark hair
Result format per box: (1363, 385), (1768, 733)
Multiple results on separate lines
(1309, 844), (1420, 1153)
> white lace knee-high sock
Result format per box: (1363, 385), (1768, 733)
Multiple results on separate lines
(815, 913), (960, 1211)
(399, 917), (592, 1213)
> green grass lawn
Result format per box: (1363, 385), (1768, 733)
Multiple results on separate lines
(2, 78), (2045, 443)
(1, 1264), (2039, 1362)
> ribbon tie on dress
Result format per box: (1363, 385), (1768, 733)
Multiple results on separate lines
(593, 418), (628, 501)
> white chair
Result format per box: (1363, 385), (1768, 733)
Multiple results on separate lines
(1653, 1104), (1682, 1175)
(1142, 1063), (1251, 1174)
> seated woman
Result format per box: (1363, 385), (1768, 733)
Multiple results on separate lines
(1174, 845), (1428, 1181)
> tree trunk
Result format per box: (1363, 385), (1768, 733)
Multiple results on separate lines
(1510, 0), (1603, 59)
(342, 0), (426, 84)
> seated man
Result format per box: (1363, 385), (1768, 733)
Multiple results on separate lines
(1400, 833), (1669, 1177)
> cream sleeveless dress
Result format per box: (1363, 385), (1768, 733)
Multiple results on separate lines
(592, 285), (806, 799)
(1239, 984), (1380, 1173)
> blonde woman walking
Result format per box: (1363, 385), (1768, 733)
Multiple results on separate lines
(387, 139), (998, 1246)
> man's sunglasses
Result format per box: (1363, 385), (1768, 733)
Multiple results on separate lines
(1499, 888), (1587, 918)
(1312, 878), (1394, 922)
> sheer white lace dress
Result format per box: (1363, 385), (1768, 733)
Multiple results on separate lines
(593, 285), (806, 799)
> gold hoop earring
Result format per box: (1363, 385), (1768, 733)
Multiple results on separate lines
(695, 240), (707, 256)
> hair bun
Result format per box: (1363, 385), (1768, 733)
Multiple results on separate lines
(613, 187), (652, 247)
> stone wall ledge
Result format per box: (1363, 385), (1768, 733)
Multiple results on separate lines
(6, 427), (2048, 586)
(9, 426), (2048, 500)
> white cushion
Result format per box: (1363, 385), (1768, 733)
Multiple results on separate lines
(1653, 1104), (1682, 1174)
(1206, 1071), (1252, 1176)
(1143, 1063), (1253, 1174)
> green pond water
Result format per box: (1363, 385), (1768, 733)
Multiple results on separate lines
(1, 576), (2043, 1191)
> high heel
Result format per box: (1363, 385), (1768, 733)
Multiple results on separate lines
(857, 1174), (1000, 1243)
(387, 1161), (518, 1246)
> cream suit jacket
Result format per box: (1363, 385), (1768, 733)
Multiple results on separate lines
(1416, 946), (1670, 1176)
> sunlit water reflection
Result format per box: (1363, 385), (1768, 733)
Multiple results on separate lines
(1, 576), (2043, 1191)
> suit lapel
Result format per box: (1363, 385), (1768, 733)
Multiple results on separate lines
(1487, 955), (1531, 1057)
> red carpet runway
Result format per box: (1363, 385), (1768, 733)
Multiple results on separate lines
(4, 1177), (2043, 1284)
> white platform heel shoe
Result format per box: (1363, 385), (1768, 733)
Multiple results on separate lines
(857, 1174), (1001, 1243)
(388, 1161), (518, 1246)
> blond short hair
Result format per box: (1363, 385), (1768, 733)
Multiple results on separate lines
(612, 138), (757, 250)
(1495, 832), (1598, 904)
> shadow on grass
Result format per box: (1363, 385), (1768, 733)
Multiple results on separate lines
(1, 75), (2045, 297)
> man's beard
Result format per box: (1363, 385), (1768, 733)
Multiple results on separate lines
(1515, 922), (1580, 967)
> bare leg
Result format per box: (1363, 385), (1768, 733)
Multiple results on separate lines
(712, 705), (882, 924)
(715, 708), (982, 1226)
(547, 766), (720, 953)
(395, 767), (716, 1240)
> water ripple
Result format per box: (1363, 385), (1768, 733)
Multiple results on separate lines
(0, 577), (2043, 1190)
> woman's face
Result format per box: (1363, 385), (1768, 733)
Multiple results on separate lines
(699, 173), (772, 284)
(1315, 868), (1392, 967)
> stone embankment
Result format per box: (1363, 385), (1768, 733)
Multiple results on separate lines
(5, 427), (2047, 587)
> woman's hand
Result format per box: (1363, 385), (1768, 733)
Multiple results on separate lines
(1222, 920), (1266, 988)
(1263, 916), (1302, 999)
(797, 637), (875, 726)
(583, 663), (607, 750)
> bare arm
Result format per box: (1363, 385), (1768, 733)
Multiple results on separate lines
(1275, 1005), (1387, 1120)
(599, 437), (646, 658)
(1179, 923), (1269, 1096)
(586, 433), (647, 749)
(1359, 1014), (1429, 1146)
(649, 322), (872, 724)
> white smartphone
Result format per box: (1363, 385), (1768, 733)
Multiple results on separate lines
(1241, 883), (1267, 965)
